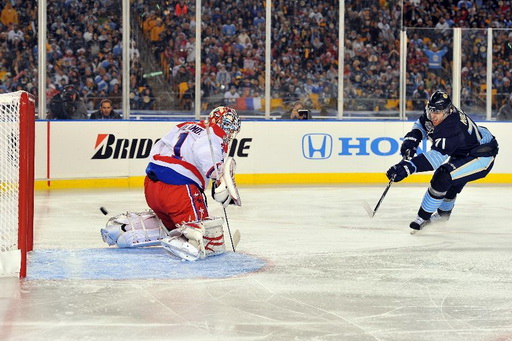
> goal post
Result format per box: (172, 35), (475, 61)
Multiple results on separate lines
(0, 91), (35, 278)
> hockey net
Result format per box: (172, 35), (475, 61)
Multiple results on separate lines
(0, 91), (35, 278)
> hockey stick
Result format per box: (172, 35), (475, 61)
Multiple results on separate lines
(223, 207), (240, 251)
(363, 155), (410, 218)
(205, 119), (237, 252)
(362, 174), (395, 218)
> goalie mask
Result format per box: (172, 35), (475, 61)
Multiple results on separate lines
(426, 90), (452, 120)
(207, 106), (241, 146)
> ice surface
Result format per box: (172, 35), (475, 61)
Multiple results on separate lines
(1, 184), (512, 340)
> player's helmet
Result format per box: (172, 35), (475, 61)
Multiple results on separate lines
(208, 106), (241, 144)
(426, 90), (452, 120)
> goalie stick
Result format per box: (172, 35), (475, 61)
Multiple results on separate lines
(233, 229), (241, 249)
(205, 119), (237, 252)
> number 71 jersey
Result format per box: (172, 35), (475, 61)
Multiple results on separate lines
(418, 108), (493, 158)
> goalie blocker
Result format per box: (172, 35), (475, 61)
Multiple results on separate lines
(100, 211), (226, 261)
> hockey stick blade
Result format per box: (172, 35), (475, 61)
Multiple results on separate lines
(362, 200), (375, 218)
(232, 229), (241, 249)
(363, 175), (395, 218)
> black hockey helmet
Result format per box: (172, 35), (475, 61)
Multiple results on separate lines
(426, 90), (452, 119)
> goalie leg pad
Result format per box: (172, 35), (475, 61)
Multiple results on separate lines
(101, 225), (124, 246)
(100, 211), (164, 248)
(116, 229), (162, 248)
(203, 217), (226, 256)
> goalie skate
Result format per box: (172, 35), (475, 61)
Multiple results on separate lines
(160, 217), (230, 261)
(161, 236), (203, 261)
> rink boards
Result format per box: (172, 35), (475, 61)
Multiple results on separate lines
(33, 120), (512, 189)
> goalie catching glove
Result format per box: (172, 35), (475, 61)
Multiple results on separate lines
(211, 156), (241, 207)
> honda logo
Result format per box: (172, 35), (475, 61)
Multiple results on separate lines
(302, 134), (332, 159)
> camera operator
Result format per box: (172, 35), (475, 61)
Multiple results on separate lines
(281, 101), (309, 120)
(48, 85), (89, 120)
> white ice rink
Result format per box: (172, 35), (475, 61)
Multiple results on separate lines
(1, 184), (512, 340)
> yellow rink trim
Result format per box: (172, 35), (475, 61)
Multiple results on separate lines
(34, 173), (512, 190)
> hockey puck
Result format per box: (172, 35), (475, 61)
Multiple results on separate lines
(100, 207), (108, 216)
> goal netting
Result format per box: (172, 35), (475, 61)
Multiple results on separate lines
(0, 91), (35, 278)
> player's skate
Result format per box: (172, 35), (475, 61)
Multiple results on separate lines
(430, 210), (451, 223)
(409, 216), (431, 234)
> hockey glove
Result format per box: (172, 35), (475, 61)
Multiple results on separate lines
(400, 129), (422, 159)
(211, 180), (234, 208)
(386, 160), (416, 182)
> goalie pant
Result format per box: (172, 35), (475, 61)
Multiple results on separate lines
(144, 158), (240, 231)
(144, 177), (209, 229)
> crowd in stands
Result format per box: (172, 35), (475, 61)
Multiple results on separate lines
(134, 0), (512, 116)
(0, 0), (155, 113)
(1, 0), (512, 118)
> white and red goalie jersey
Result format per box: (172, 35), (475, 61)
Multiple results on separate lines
(145, 121), (227, 191)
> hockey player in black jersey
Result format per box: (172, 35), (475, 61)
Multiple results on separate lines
(386, 90), (499, 232)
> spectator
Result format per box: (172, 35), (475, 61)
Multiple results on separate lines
(89, 99), (122, 119)
(7, 24), (24, 47)
(412, 83), (430, 110)
(48, 85), (89, 120)
(224, 85), (240, 106)
(281, 101), (308, 120)
(138, 86), (156, 110)
(1, 2), (19, 26)
(423, 43), (449, 77)
(222, 19), (236, 37)
(181, 81), (194, 110)
(497, 93), (512, 120)
(497, 77), (512, 107)
(150, 18), (165, 52)
(175, 0), (188, 17)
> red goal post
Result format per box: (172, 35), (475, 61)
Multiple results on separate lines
(0, 91), (35, 278)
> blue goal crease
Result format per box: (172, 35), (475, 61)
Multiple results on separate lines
(27, 248), (266, 281)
